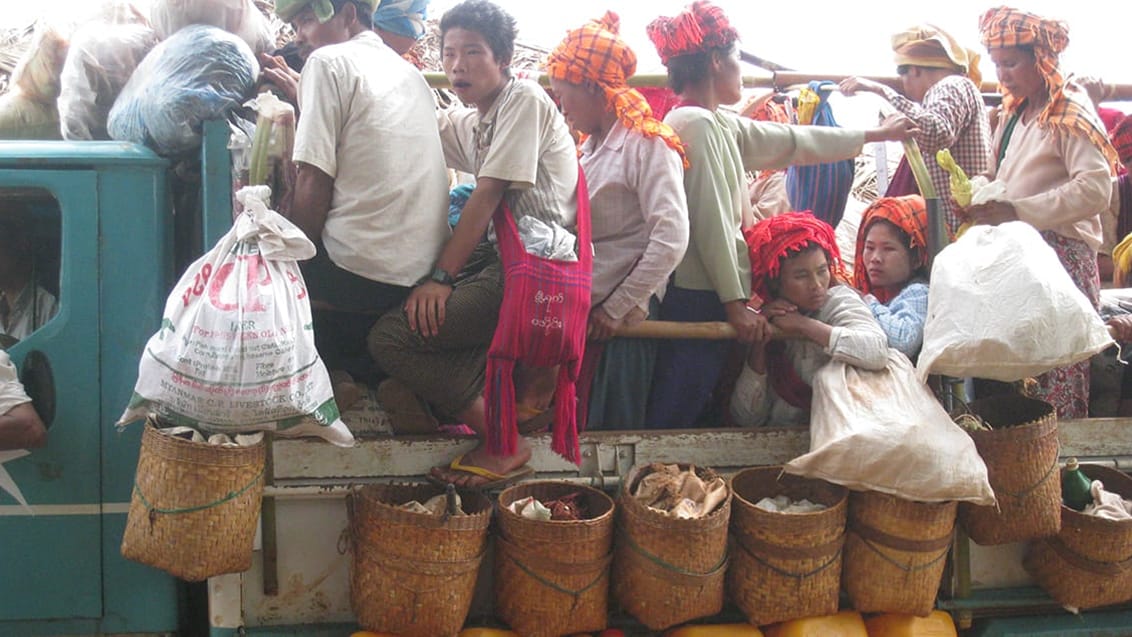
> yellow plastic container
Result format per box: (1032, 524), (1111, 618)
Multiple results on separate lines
(458, 630), (521, 637)
(865, 611), (957, 637)
(665, 624), (765, 636)
(764, 611), (868, 637)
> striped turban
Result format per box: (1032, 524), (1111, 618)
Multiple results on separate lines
(744, 211), (844, 304)
(853, 195), (928, 301)
(547, 11), (686, 165)
(646, 1), (739, 65)
(979, 6), (1120, 174)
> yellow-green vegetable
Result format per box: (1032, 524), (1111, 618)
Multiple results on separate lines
(936, 148), (971, 207)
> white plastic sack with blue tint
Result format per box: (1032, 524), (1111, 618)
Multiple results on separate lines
(118, 186), (354, 447)
(917, 221), (1113, 382)
(108, 24), (257, 156)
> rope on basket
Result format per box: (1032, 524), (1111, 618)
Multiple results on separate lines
(135, 466), (265, 528)
(621, 532), (728, 577)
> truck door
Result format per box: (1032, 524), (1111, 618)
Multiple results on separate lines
(0, 172), (102, 620)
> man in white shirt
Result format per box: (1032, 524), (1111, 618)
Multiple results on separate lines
(272, 0), (450, 399)
(0, 349), (47, 451)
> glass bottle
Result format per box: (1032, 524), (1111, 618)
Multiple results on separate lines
(1062, 457), (1094, 511)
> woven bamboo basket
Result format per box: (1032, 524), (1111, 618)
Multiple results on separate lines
(613, 463), (732, 631)
(120, 417), (265, 582)
(348, 483), (492, 637)
(728, 466), (848, 626)
(843, 491), (957, 616)
(1024, 464), (1132, 609)
(958, 395), (1060, 545)
(494, 481), (615, 637)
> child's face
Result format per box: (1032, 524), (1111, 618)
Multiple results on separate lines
(775, 248), (831, 313)
(862, 221), (914, 292)
(442, 27), (508, 109)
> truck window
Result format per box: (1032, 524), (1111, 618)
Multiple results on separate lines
(0, 189), (61, 347)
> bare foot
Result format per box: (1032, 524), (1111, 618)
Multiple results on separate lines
(429, 438), (533, 488)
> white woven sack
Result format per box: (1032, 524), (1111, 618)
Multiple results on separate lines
(917, 221), (1112, 382)
(118, 186), (354, 447)
(786, 350), (995, 505)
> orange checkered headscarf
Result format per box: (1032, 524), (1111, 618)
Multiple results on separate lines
(646, 0), (739, 65)
(979, 6), (1120, 174)
(1114, 115), (1132, 169)
(853, 195), (928, 302)
(546, 11), (686, 165)
(743, 212), (844, 304)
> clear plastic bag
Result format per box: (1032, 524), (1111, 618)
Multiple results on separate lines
(57, 23), (159, 140)
(108, 24), (258, 156)
(150, 0), (274, 53)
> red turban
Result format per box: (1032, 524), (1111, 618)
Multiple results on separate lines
(852, 195), (928, 301)
(646, 0), (739, 65)
(743, 211), (843, 304)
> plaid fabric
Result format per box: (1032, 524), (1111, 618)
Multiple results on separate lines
(979, 6), (1120, 174)
(484, 169), (593, 464)
(879, 75), (992, 232)
(852, 195), (928, 300)
(743, 211), (844, 305)
(785, 81), (854, 228)
(646, 0), (738, 64)
(546, 11), (686, 166)
(1114, 115), (1132, 168)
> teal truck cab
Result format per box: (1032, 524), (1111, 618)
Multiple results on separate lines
(2, 122), (1132, 637)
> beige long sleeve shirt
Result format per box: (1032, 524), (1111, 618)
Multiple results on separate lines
(665, 107), (865, 302)
(992, 113), (1111, 251)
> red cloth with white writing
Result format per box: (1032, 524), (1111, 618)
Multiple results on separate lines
(484, 170), (593, 463)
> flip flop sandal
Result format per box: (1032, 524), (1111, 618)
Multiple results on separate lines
(425, 453), (535, 491)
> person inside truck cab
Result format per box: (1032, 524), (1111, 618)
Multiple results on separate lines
(0, 208), (59, 344)
(370, 0), (580, 488)
(730, 213), (888, 428)
(640, 0), (916, 429)
(273, 0), (451, 409)
(0, 348), (47, 451)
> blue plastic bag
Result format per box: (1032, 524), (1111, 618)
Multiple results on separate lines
(108, 24), (257, 156)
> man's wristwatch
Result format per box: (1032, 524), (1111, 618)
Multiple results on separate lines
(421, 267), (455, 286)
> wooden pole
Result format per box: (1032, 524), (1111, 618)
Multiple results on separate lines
(423, 71), (1132, 103)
